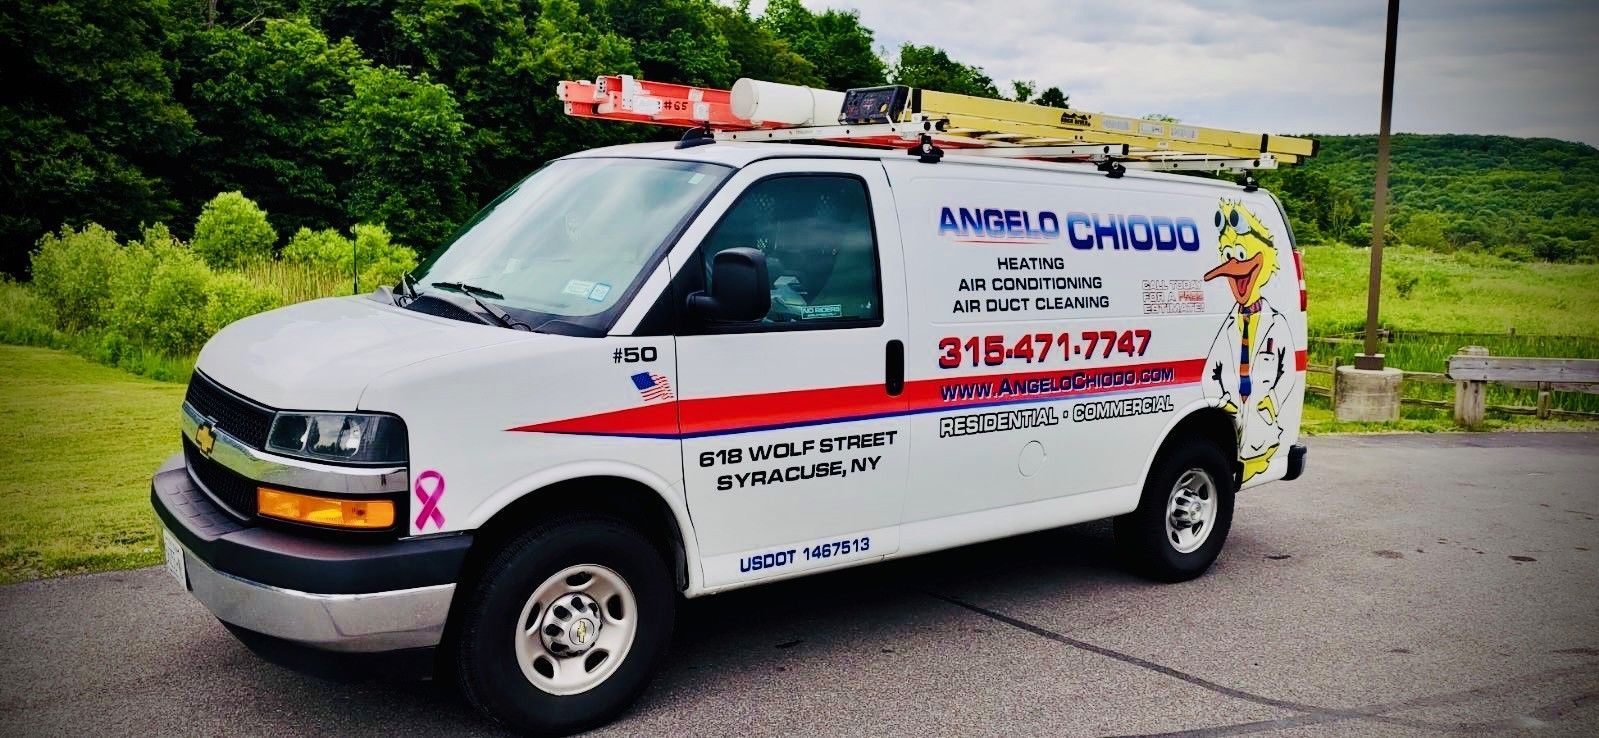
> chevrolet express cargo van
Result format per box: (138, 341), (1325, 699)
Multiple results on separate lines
(153, 140), (1308, 734)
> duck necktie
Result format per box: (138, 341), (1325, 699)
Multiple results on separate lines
(1237, 299), (1264, 401)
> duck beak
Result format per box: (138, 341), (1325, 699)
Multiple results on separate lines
(1204, 253), (1263, 304)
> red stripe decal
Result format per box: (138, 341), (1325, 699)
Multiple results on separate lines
(511, 358), (1207, 438)
(509, 402), (678, 437)
(1294, 349), (1308, 372)
(681, 383), (902, 436)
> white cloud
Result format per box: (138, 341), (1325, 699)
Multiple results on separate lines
(748, 0), (1599, 145)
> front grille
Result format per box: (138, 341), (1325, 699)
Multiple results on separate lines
(185, 372), (275, 449)
(184, 437), (258, 518)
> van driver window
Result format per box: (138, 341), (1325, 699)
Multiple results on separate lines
(700, 175), (880, 325)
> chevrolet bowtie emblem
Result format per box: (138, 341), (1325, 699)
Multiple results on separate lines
(195, 423), (217, 456)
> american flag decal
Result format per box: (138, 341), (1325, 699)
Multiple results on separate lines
(631, 372), (674, 402)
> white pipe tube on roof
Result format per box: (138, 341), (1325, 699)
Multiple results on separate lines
(729, 78), (845, 126)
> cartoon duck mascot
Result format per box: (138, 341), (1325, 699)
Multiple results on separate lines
(1203, 200), (1297, 483)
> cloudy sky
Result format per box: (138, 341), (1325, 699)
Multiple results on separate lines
(753, 0), (1599, 146)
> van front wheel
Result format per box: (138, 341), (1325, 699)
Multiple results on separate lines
(452, 516), (675, 735)
(1115, 441), (1235, 582)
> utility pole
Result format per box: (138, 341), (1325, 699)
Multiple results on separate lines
(1356, 0), (1400, 371)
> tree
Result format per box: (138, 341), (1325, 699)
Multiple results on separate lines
(760, 0), (885, 90)
(494, 0), (645, 178)
(192, 191), (277, 267)
(596, 0), (738, 87)
(0, 0), (196, 275)
(180, 18), (368, 239)
(889, 43), (998, 98)
(1444, 218), (1492, 251)
(712, 1), (823, 87)
(1397, 211), (1449, 251)
(385, 0), (642, 196)
(1035, 86), (1070, 108)
(337, 66), (470, 250)
(389, 0), (551, 195)
(1142, 113), (1180, 123)
(1326, 188), (1361, 243)
(28, 223), (124, 331)
(1267, 167), (1335, 240)
(1009, 80), (1036, 103)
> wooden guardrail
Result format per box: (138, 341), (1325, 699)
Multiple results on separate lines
(1446, 347), (1599, 427)
(1305, 346), (1599, 426)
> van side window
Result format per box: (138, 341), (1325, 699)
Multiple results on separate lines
(701, 175), (880, 325)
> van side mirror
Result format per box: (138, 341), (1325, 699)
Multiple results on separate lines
(688, 247), (770, 322)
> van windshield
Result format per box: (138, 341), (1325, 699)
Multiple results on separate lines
(409, 157), (731, 332)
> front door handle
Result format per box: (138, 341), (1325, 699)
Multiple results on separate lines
(885, 340), (904, 396)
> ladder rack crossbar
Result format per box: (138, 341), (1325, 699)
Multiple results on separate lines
(955, 144), (1129, 159)
(1123, 155), (1279, 172)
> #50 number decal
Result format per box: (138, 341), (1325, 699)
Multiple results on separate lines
(938, 329), (1151, 369)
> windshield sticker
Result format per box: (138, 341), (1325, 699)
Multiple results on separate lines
(563, 279), (597, 297)
(689, 172), (706, 185)
(587, 283), (612, 302)
(800, 304), (843, 319)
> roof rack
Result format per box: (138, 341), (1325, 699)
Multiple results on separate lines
(557, 75), (1317, 173)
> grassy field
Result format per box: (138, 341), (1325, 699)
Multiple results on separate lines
(1301, 243), (1599, 419)
(0, 345), (184, 583)
(1302, 243), (1599, 337)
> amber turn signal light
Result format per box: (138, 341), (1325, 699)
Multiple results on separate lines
(257, 488), (395, 529)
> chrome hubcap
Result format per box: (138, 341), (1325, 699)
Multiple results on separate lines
(514, 564), (637, 695)
(1165, 469), (1218, 554)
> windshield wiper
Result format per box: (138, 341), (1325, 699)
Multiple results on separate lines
(430, 281), (530, 331)
(399, 272), (420, 301)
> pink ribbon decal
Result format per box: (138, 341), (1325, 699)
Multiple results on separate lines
(414, 470), (446, 531)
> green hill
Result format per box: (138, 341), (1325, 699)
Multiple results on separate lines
(1262, 134), (1599, 262)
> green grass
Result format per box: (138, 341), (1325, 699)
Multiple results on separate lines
(1300, 243), (1599, 416)
(1307, 335), (1599, 415)
(1302, 242), (1599, 337)
(0, 345), (185, 583)
(1300, 392), (1599, 435)
(237, 258), (357, 304)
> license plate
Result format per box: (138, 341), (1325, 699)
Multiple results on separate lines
(162, 529), (187, 589)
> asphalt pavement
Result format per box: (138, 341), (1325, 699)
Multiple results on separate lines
(1, 432), (1596, 737)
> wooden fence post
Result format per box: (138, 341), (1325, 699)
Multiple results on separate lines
(1330, 356), (1341, 407)
(1536, 382), (1552, 420)
(1453, 346), (1489, 427)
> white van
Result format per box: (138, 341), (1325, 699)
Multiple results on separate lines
(154, 140), (1308, 734)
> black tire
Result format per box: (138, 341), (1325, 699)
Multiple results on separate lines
(451, 515), (676, 736)
(1114, 440), (1235, 582)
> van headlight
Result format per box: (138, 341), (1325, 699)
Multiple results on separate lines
(266, 412), (408, 465)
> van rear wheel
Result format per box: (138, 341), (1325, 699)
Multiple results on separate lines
(452, 515), (675, 735)
(1115, 441), (1235, 582)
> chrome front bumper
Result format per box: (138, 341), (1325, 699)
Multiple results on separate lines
(167, 534), (455, 653)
